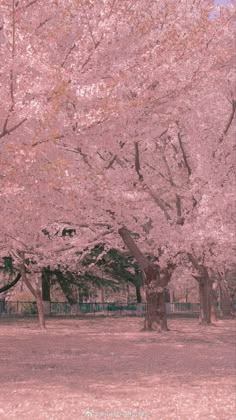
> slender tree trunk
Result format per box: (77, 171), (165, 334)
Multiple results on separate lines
(42, 268), (51, 301)
(126, 284), (130, 304)
(135, 266), (142, 303)
(101, 287), (105, 303)
(185, 288), (189, 303)
(218, 277), (233, 317)
(136, 285), (142, 303)
(159, 291), (169, 331)
(42, 267), (51, 316)
(36, 291), (46, 329)
(198, 280), (211, 323)
(18, 252), (46, 329)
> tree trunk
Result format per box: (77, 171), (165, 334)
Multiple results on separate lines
(126, 284), (130, 304)
(18, 252), (46, 329)
(198, 280), (211, 323)
(159, 291), (169, 331)
(198, 276), (217, 324)
(101, 287), (105, 303)
(185, 288), (189, 303)
(218, 278), (233, 317)
(188, 253), (217, 325)
(42, 268), (51, 301)
(136, 285), (142, 303)
(118, 227), (172, 332)
(42, 268), (51, 316)
(36, 291), (46, 329)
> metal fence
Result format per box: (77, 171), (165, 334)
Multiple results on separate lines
(0, 301), (201, 317)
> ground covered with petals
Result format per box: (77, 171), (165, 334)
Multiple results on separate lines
(0, 317), (235, 419)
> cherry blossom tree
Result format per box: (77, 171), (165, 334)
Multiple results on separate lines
(0, 0), (235, 328)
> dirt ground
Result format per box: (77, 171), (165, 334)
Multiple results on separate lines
(0, 317), (235, 420)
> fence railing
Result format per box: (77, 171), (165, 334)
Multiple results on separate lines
(0, 301), (201, 317)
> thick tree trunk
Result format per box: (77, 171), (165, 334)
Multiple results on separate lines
(142, 266), (169, 331)
(118, 227), (172, 332)
(198, 280), (217, 324)
(188, 253), (217, 325)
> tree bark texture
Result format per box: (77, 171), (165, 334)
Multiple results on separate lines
(136, 285), (142, 303)
(41, 268), (51, 302)
(119, 227), (171, 331)
(218, 277), (234, 317)
(19, 253), (46, 329)
(188, 253), (217, 324)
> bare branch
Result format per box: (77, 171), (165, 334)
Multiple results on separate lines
(177, 132), (191, 176)
(81, 0), (99, 48)
(8, 0), (17, 111)
(61, 43), (76, 68)
(134, 141), (143, 181)
(0, 118), (27, 139)
(219, 99), (236, 143)
(118, 227), (150, 271)
(57, 144), (91, 167)
(24, 0), (39, 9)
(144, 184), (172, 221)
(80, 50), (94, 71)
(108, 0), (117, 18)
(176, 194), (185, 225)
(54, 246), (76, 254)
(162, 154), (176, 186)
(106, 155), (117, 169)
(37, 17), (52, 30)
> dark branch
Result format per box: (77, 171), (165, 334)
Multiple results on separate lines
(146, 186), (172, 221)
(0, 273), (21, 293)
(176, 194), (185, 225)
(106, 155), (117, 169)
(134, 141), (143, 181)
(178, 132), (191, 176)
(162, 154), (175, 186)
(37, 17), (52, 30)
(108, 0), (117, 18)
(24, 0), (39, 9)
(219, 99), (236, 143)
(118, 227), (150, 271)
(0, 118), (27, 139)
(61, 43), (76, 68)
